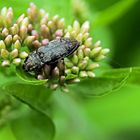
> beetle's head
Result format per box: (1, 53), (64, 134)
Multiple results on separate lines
(23, 52), (41, 72)
(64, 38), (80, 55)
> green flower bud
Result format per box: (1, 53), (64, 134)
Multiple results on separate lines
(40, 13), (49, 25)
(10, 49), (18, 58)
(87, 71), (95, 78)
(94, 40), (101, 48)
(2, 28), (9, 37)
(16, 14), (25, 25)
(84, 47), (90, 56)
(76, 33), (83, 42)
(57, 18), (65, 29)
(71, 54), (79, 65)
(79, 71), (88, 78)
(13, 35), (21, 43)
(12, 58), (21, 66)
(67, 25), (73, 33)
(10, 24), (19, 35)
(48, 20), (56, 32)
(1, 49), (9, 59)
(100, 48), (110, 55)
(86, 63), (99, 71)
(61, 86), (69, 93)
(14, 40), (21, 49)
(4, 35), (12, 46)
(78, 59), (88, 70)
(72, 66), (79, 74)
(21, 17), (29, 27)
(89, 47), (102, 59)
(84, 37), (92, 47)
(64, 32), (70, 38)
(95, 55), (105, 61)
(81, 21), (90, 33)
(77, 49), (84, 60)
(73, 20), (80, 34)
(64, 58), (73, 68)
(1, 60), (10, 67)
(19, 52), (28, 59)
(24, 36), (35, 46)
(83, 32), (89, 40)
(20, 25), (27, 39)
(1, 7), (7, 17)
(71, 31), (77, 38)
(65, 69), (71, 75)
(0, 41), (6, 49)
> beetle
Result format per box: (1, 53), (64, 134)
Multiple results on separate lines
(23, 38), (80, 73)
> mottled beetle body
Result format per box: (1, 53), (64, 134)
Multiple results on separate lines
(23, 38), (80, 73)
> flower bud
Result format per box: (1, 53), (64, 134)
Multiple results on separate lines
(17, 14), (25, 25)
(43, 64), (51, 77)
(10, 24), (19, 35)
(100, 48), (110, 55)
(4, 35), (12, 46)
(95, 55), (105, 61)
(24, 36), (35, 46)
(71, 54), (79, 65)
(78, 59), (88, 70)
(84, 37), (92, 47)
(58, 18), (65, 29)
(10, 49), (18, 58)
(87, 71), (95, 78)
(77, 49), (84, 60)
(73, 20), (80, 34)
(37, 74), (45, 80)
(32, 40), (41, 48)
(89, 47), (102, 58)
(41, 24), (50, 38)
(65, 58), (73, 68)
(94, 40), (101, 48)
(72, 66), (79, 74)
(79, 71), (88, 78)
(84, 47), (90, 56)
(0, 41), (6, 49)
(50, 83), (59, 90)
(13, 35), (21, 43)
(41, 39), (49, 46)
(76, 33), (83, 42)
(21, 17), (29, 27)
(14, 40), (21, 49)
(81, 21), (90, 33)
(12, 58), (21, 66)
(1, 60), (10, 67)
(65, 69), (71, 75)
(19, 52), (28, 59)
(2, 28), (9, 37)
(1, 49), (9, 59)
(86, 63), (99, 71)
(52, 66), (60, 78)
(20, 25), (27, 39)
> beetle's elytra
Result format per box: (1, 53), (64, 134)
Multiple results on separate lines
(23, 38), (80, 73)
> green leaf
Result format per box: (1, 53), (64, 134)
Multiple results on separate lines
(16, 67), (48, 85)
(70, 67), (135, 97)
(92, 0), (137, 28)
(2, 83), (52, 114)
(10, 109), (55, 140)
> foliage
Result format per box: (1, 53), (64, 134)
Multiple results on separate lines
(0, 0), (139, 140)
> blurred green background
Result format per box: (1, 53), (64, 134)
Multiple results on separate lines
(0, 0), (140, 140)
